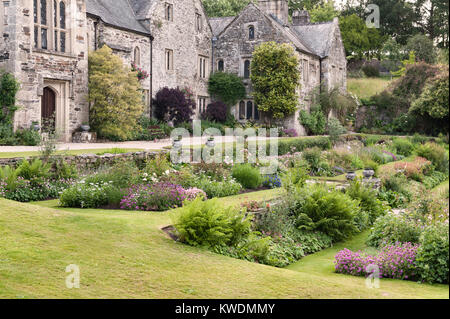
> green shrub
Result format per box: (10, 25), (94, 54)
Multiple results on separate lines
(16, 159), (51, 181)
(143, 153), (171, 177)
(422, 171), (448, 189)
(302, 147), (322, 173)
(299, 107), (326, 135)
(194, 176), (242, 198)
(328, 118), (347, 144)
(416, 142), (449, 173)
(416, 224), (449, 284)
(288, 184), (360, 242)
(85, 161), (139, 189)
(173, 198), (252, 248)
(346, 180), (388, 225)
(52, 159), (79, 180)
(59, 182), (124, 208)
(231, 164), (262, 189)
(14, 129), (41, 146)
(274, 136), (332, 156)
(393, 138), (415, 157)
(362, 65), (380, 77)
(367, 213), (422, 248)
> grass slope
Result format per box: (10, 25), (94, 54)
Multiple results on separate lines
(348, 77), (392, 100)
(0, 189), (447, 299)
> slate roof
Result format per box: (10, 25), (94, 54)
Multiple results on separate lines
(209, 17), (236, 36)
(208, 3), (337, 58)
(292, 22), (336, 58)
(129, 0), (155, 20)
(86, 0), (150, 35)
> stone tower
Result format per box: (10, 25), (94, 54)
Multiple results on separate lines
(258, 0), (289, 25)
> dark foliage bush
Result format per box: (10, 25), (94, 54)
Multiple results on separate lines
(203, 101), (228, 123)
(362, 65), (380, 77)
(153, 87), (195, 125)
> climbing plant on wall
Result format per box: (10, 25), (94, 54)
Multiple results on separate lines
(0, 72), (20, 142)
(251, 42), (300, 120)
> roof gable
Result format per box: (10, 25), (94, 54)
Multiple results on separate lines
(86, 0), (150, 35)
(291, 21), (336, 58)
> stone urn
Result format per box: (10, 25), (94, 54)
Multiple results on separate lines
(363, 168), (375, 178)
(346, 171), (357, 181)
(206, 137), (215, 148)
(80, 124), (90, 132)
(31, 122), (40, 131)
(173, 137), (183, 149)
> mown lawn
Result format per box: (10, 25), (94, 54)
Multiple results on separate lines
(348, 77), (392, 100)
(0, 188), (447, 299)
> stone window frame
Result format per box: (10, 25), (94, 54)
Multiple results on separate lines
(217, 59), (224, 72)
(165, 49), (174, 71)
(243, 59), (251, 79)
(238, 99), (259, 121)
(198, 55), (208, 79)
(248, 25), (255, 40)
(134, 46), (141, 65)
(195, 11), (202, 32)
(1, 1), (9, 30)
(198, 96), (207, 114)
(33, 0), (69, 53)
(165, 2), (173, 22)
(243, 22), (257, 42)
(302, 59), (309, 84)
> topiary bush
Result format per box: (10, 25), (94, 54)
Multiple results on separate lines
(231, 164), (262, 189)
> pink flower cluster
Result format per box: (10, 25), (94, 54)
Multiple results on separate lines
(120, 182), (187, 211)
(184, 188), (207, 202)
(335, 242), (419, 281)
(131, 63), (150, 80)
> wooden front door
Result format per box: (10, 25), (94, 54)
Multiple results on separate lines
(41, 87), (56, 132)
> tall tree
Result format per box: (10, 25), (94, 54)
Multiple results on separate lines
(309, 0), (338, 22)
(414, 0), (449, 48)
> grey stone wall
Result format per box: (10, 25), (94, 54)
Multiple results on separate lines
(213, 4), (321, 135)
(144, 0), (213, 119)
(86, 17), (152, 113)
(0, 151), (165, 172)
(321, 19), (347, 91)
(5, 0), (89, 142)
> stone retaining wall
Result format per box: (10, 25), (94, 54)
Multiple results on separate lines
(0, 151), (165, 172)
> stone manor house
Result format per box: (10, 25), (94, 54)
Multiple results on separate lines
(0, 0), (346, 141)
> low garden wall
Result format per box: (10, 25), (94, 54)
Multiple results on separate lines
(0, 151), (165, 172)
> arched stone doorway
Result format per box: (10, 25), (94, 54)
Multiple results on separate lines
(41, 86), (56, 132)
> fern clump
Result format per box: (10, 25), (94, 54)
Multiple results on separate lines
(172, 198), (252, 248)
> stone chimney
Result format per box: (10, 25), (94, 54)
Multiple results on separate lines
(258, 0), (289, 25)
(292, 10), (311, 26)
